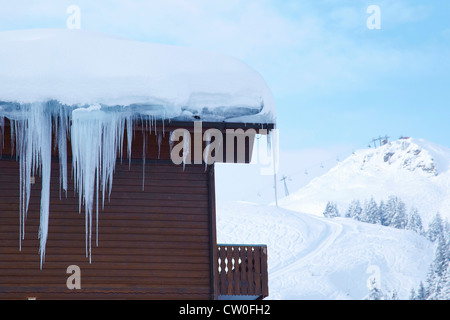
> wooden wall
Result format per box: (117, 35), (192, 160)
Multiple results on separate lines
(0, 123), (215, 300)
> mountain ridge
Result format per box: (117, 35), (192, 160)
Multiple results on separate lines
(279, 137), (450, 225)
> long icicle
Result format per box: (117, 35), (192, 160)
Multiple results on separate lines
(71, 106), (129, 263)
(13, 103), (53, 269)
(9, 103), (144, 266)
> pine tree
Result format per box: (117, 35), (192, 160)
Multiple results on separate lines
(366, 278), (384, 300)
(390, 289), (399, 300)
(363, 197), (380, 224)
(346, 199), (362, 221)
(378, 200), (388, 226)
(443, 220), (450, 246)
(382, 195), (399, 227)
(406, 208), (424, 235)
(409, 288), (416, 300)
(416, 281), (426, 300)
(427, 213), (444, 242)
(437, 264), (450, 300)
(435, 235), (449, 277)
(426, 234), (448, 299)
(409, 288), (419, 300)
(425, 264), (437, 299)
(323, 201), (340, 219)
(390, 198), (407, 229)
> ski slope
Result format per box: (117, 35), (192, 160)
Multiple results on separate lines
(216, 201), (433, 300)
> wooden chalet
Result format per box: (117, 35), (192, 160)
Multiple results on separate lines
(0, 29), (275, 300)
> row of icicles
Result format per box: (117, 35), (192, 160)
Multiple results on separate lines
(0, 103), (174, 269)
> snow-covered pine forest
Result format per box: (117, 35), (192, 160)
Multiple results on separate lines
(323, 196), (422, 233)
(322, 197), (450, 299)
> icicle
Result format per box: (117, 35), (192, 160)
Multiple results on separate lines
(10, 119), (15, 160)
(204, 131), (211, 172)
(117, 117), (125, 164)
(38, 112), (52, 269)
(11, 103), (53, 268)
(55, 106), (69, 199)
(96, 144), (99, 248)
(182, 130), (190, 171)
(149, 116), (152, 135)
(71, 105), (127, 263)
(162, 113), (165, 137)
(13, 119), (28, 250)
(126, 115), (133, 168)
(4, 101), (189, 266)
(266, 130), (272, 157)
(142, 117), (147, 191)
(169, 130), (174, 155)
(4, 102), (147, 265)
(0, 116), (4, 155)
(266, 129), (279, 208)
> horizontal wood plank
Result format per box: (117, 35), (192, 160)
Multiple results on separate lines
(0, 157), (213, 300)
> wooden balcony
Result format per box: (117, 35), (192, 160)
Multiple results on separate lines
(215, 244), (268, 300)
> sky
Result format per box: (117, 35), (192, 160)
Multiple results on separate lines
(1, 0), (449, 203)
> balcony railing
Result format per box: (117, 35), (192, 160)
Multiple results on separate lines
(216, 244), (268, 299)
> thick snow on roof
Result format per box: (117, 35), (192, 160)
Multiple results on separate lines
(0, 29), (278, 268)
(0, 28), (275, 124)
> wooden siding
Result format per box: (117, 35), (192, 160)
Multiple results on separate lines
(0, 158), (213, 300)
(0, 119), (264, 300)
(0, 118), (257, 164)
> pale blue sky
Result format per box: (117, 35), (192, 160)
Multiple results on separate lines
(1, 0), (449, 202)
(1, 0), (449, 156)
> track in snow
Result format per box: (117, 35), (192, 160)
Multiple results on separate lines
(269, 212), (343, 282)
(216, 201), (433, 300)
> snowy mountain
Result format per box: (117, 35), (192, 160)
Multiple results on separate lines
(279, 138), (450, 225)
(216, 201), (433, 300)
(215, 138), (450, 300)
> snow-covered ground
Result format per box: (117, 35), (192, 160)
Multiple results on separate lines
(215, 138), (450, 300)
(216, 201), (433, 300)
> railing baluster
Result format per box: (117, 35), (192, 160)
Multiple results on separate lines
(226, 246), (233, 295)
(254, 246), (262, 294)
(261, 246), (269, 297)
(233, 246), (241, 295)
(242, 246), (249, 295)
(218, 246), (227, 295)
(216, 244), (268, 298)
(247, 246), (255, 294)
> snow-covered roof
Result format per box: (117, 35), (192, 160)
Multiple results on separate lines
(0, 29), (277, 267)
(0, 28), (276, 124)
